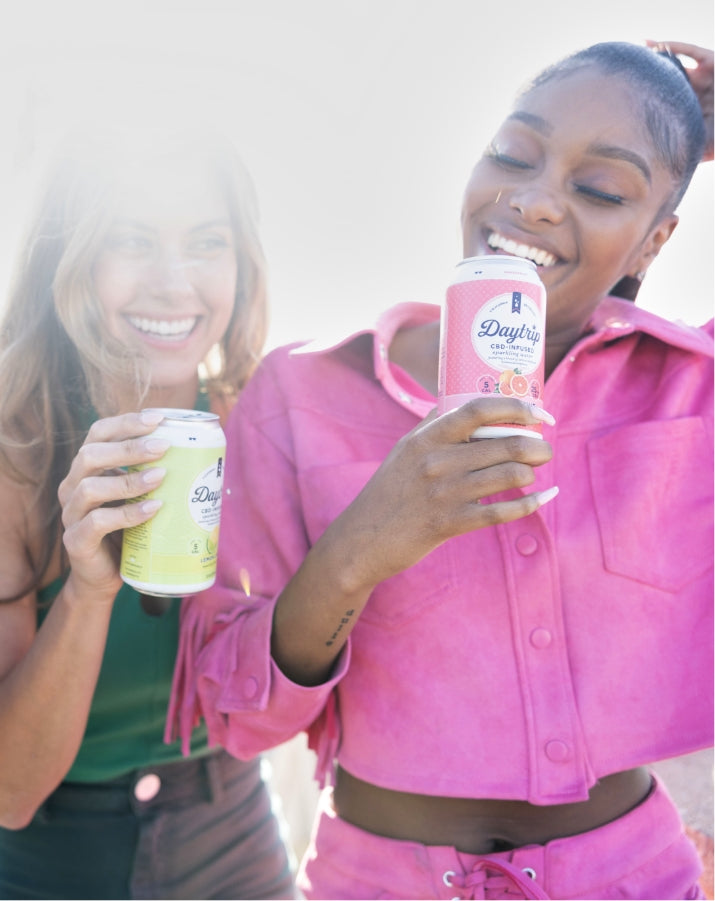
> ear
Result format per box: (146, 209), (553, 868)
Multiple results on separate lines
(632, 214), (679, 277)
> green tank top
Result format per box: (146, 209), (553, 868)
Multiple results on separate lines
(37, 395), (212, 782)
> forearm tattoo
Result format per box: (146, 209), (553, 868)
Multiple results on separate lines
(326, 609), (355, 646)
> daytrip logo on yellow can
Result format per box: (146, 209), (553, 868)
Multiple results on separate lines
(120, 409), (226, 597)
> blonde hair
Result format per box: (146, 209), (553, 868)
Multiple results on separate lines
(0, 121), (268, 599)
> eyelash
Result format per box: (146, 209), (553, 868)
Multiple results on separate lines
(192, 236), (229, 251)
(486, 148), (625, 206)
(107, 235), (230, 254)
(574, 186), (624, 205)
(110, 236), (151, 251)
(486, 148), (532, 170)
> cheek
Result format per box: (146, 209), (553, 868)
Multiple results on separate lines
(201, 262), (238, 330)
(209, 259), (238, 306)
(581, 214), (646, 267)
(461, 172), (488, 216)
(92, 259), (138, 314)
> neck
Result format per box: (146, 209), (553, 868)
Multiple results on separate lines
(388, 321), (441, 396)
(390, 320), (584, 396)
(109, 375), (201, 416)
(545, 342), (569, 381)
(143, 378), (200, 412)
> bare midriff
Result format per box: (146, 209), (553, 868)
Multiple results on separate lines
(333, 765), (653, 854)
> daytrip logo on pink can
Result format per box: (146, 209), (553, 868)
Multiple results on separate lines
(437, 255), (547, 439)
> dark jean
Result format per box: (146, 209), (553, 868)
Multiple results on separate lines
(0, 751), (295, 900)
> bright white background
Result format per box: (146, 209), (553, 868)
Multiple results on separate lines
(0, 0), (712, 350)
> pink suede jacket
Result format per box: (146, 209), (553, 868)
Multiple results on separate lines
(167, 298), (714, 806)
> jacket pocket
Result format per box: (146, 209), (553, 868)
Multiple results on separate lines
(587, 417), (712, 592)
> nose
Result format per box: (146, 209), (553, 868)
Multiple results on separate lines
(146, 249), (196, 302)
(509, 183), (566, 225)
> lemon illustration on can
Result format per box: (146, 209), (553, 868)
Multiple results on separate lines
(207, 525), (220, 555)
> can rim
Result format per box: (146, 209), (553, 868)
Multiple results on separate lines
(141, 407), (219, 424)
(458, 253), (537, 271)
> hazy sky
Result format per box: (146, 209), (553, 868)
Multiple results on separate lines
(1, 0), (712, 348)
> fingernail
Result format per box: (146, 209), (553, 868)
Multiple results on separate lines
(140, 410), (166, 425)
(529, 405), (556, 426)
(140, 499), (163, 515)
(141, 467), (166, 486)
(535, 486), (559, 507)
(144, 438), (171, 454)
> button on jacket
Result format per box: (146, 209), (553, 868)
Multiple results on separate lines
(167, 298), (713, 806)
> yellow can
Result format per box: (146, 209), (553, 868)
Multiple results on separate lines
(120, 408), (226, 596)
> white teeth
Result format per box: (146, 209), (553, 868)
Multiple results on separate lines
(487, 232), (557, 267)
(128, 316), (197, 337)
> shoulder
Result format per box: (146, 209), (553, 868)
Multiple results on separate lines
(251, 302), (441, 387)
(595, 299), (713, 357)
(238, 331), (377, 419)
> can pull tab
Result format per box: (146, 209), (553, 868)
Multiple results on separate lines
(139, 594), (175, 616)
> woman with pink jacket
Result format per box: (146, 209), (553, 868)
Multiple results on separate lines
(169, 41), (713, 900)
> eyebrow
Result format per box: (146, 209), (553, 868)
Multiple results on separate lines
(190, 219), (233, 232)
(508, 111), (552, 136)
(111, 219), (153, 231)
(584, 143), (651, 183)
(507, 111), (652, 183)
(110, 218), (233, 232)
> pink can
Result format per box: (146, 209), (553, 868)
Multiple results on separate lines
(437, 254), (547, 439)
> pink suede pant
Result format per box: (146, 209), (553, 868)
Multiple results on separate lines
(298, 773), (704, 900)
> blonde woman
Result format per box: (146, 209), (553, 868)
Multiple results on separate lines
(0, 121), (295, 899)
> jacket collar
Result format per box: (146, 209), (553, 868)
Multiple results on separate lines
(290, 297), (713, 364)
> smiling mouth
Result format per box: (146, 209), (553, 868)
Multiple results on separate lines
(487, 231), (559, 268)
(127, 316), (198, 341)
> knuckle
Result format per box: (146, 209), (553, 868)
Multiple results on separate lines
(62, 521), (88, 558)
(462, 397), (483, 417)
(405, 427), (431, 457)
(464, 396), (494, 421)
(61, 526), (75, 555)
(122, 471), (140, 497)
(504, 462), (534, 489)
(60, 506), (72, 530)
(57, 478), (69, 507)
(75, 442), (96, 470)
(74, 478), (101, 509)
(83, 507), (105, 534)
(418, 452), (445, 483)
(118, 503), (135, 526)
(130, 436), (148, 455)
(478, 502), (502, 528)
(84, 421), (104, 442)
(504, 435), (531, 459)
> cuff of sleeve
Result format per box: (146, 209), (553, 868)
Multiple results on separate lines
(171, 589), (350, 760)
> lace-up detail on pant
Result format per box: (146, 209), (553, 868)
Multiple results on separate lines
(443, 857), (550, 900)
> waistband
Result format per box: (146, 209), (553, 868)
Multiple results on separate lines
(304, 772), (703, 900)
(40, 750), (260, 818)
